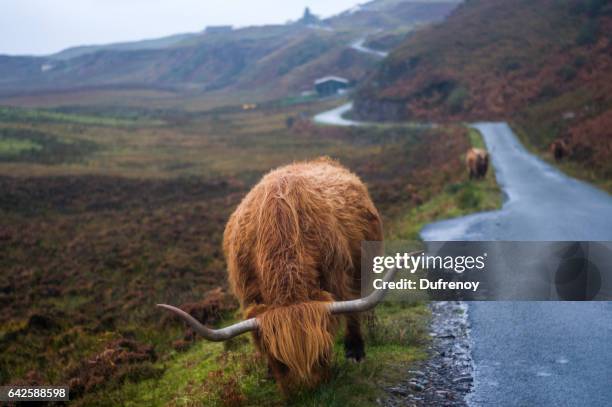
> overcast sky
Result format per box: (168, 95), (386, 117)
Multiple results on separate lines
(0, 0), (362, 56)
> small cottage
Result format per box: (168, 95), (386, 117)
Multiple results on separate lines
(314, 76), (349, 96)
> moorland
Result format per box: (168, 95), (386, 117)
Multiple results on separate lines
(0, 97), (499, 405)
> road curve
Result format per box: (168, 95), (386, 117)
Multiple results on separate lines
(422, 122), (612, 407)
(350, 37), (389, 58)
(314, 105), (612, 406)
(313, 102), (364, 126)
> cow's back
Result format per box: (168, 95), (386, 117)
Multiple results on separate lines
(224, 158), (382, 307)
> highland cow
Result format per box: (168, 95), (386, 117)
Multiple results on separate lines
(550, 139), (568, 161)
(158, 158), (406, 392)
(466, 148), (489, 179)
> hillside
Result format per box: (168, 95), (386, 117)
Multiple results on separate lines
(49, 33), (198, 61)
(354, 0), (612, 184)
(0, 1), (459, 101)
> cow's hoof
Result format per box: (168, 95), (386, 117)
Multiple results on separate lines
(345, 346), (365, 362)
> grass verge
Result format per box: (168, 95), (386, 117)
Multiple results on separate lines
(77, 303), (429, 407)
(388, 126), (502, 240)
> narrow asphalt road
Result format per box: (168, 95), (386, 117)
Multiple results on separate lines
(314, 106), (612, 406)
(350, 37), (389, 58)
(422, 122), (612, 406)
(313, 102), (363, 126)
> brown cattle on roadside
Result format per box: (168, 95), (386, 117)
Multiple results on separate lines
(466, 148), (489, 179)
(550, 139), (569, 161)
(158, 158), (411, 393)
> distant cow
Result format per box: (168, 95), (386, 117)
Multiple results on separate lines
(550, 139), (569, 161)
(466, 148), (489, 179)
(158, 158), (407, 392)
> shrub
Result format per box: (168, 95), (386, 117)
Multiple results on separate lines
(539, 84), (559, 99)
(446, 86), (469, 114)
(558, 65), (577, 81)
(587, 0), (609, 17)
(285, 116), (295, 129)
(569, 0), (588, 15)
(573, 55), (587, 68)
(568, 0), (609, 16)
(456, 184), (482, 210)
(576, 21), (599, 45)
(501, 58), (522, 72)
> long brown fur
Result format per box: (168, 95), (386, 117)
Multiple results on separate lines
(223, 157), (383, 391)
(257, 302), (334, 384)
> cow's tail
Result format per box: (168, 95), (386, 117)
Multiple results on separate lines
(255, 300), (335, 385)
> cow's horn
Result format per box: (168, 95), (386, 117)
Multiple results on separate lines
(159, 249), (422, 340)
(156, 304), (258, 341)
(328, 250), (424, 314)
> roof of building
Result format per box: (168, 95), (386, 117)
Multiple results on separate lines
(314, 76), (349, 85)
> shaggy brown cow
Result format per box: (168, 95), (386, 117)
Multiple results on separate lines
(466, 148), (489, 179)
(158, 158), (406, 392)
(550, 139), (568, 161)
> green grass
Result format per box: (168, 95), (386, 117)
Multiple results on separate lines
(391, 179), (500, 241)
(0, 127), (97, 164)
(0, 106), (163, 127)
(0, 137), (42, 156)
(79, 303), (429, 407)
(467, 127), (485, 149)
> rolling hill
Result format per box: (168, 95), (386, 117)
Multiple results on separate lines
(0, 0), (459, 100)
(49, 33), (198, 61)
(354, 0), (612, 184)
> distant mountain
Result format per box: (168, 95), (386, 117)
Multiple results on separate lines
(50, 33), (198, 61)
(0, 0), (459, 98)
(354, 0), (612, 182)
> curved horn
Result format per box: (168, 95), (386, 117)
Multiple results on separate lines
(158, 250), (422, 340)
(156, 304), (258, 341)
(328, 250), (423, 315)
